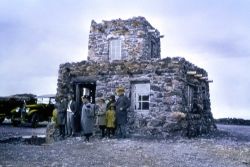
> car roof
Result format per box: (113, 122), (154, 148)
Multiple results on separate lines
(37, 94), (56, 98)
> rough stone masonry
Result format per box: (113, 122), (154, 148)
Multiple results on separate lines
(56, 16), (216, 138)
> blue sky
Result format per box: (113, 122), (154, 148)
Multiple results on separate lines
(0, 0), (249, 119)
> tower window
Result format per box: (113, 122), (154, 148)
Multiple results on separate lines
(109, 39), (121, 61)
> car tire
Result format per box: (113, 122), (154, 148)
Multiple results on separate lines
(31, 113), (39, 128)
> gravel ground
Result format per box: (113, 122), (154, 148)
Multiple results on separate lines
(0, 121), (46, 140)
(0, 124), (250, 167)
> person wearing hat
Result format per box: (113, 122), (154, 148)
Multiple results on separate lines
(115, 86), (130, 138)
(81, 95), (95, 142)
(95, 98), (107, 138)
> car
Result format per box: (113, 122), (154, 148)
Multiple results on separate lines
(10, 94), (55, 127)
(0, 94), (37, 124)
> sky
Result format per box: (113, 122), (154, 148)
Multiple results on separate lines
(0, 0), (249, 119)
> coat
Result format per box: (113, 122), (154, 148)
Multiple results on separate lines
(115, 94), (130, 125)
(96, 103), (106, 126)
(106, 109), (115, 128)
(67, 100), (76, 113)
(56, 100), (67, 125)
(81, 103), (95, 134)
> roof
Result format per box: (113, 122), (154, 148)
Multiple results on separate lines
(37, 94), (56, 98)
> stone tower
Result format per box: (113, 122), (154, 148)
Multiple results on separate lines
(88, 16), (162, 62)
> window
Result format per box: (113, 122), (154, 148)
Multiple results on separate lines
(137, 95), (149, 110)
(109, 39), (121, 61)
(131, 83), (150, 111)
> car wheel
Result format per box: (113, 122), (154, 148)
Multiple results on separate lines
(31, 113), (39, 128)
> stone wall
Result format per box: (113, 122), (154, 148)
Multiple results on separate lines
(88, 16), (161, 62)
(56, 57), (216, 138)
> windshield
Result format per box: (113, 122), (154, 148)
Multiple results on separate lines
(37, 97), (51, 104)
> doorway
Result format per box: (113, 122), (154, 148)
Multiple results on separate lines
(72, 80), (96, 132)
(74, 82), (96, 108)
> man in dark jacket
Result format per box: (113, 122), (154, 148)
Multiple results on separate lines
(56, 97), (67, 139)
(115, 86), (130, 138)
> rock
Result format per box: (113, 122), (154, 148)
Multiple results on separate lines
(46, 122), (58, 144)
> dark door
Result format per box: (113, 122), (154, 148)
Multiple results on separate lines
(73, 81), (96, 132)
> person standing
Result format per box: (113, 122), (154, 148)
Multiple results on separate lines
(20, 100), (26, 122)
(66, 95), (76, 137)
(57, 97), (67, 139)
(106, 95), (117, 134)
(106, 95), (116, 110)
(81, 95), (95, 142)
(95, 98), (107, 138)
(115, 86), (130, 138)
(106, 103), (116, 138)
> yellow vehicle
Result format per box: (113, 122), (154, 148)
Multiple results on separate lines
(11, 94), (55, 128)
(0, 94), (36, 124)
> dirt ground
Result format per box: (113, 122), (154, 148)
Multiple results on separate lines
(0, 123), (250, 167)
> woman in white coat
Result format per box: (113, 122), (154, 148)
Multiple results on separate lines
(95, 98), (107, 138)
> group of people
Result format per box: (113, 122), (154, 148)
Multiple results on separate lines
(55, 86), (130, 142)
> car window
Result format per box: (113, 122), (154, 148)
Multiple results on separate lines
(37, 98), (43, 104)
(37, 97), (50, 104)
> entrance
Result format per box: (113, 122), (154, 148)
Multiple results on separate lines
(74, 82), (96, 109)
(72, 79), (96, 132)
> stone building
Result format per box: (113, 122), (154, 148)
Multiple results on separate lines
(56, 16), (216, 138)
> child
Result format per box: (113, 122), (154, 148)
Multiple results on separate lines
(105, 103), (116, 138)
